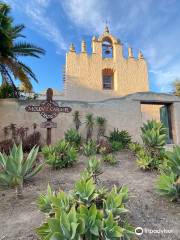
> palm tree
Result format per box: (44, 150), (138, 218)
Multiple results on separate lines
(0, 2), (45, 95)
(96, 116), (106, 141)
(85, 113), (94, 142)
(73, 111), (81, 131)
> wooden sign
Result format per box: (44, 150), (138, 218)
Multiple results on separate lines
(25, 102), (72, 120)
(25, 88), (72, 145)
(41, 121), (57, 128)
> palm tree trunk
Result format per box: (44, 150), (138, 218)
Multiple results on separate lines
(0, 64), (8, 85)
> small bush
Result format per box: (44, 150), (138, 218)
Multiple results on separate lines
(136, 149), (153, 170)
(156, 173), (180, 202)
(111, 141), (124, 152)
(82, 140), (97, 156)
(102, 154), (118, 165)
(156, 146), (180, 202)
(136, 148), (166, 171)
(141, 120), (167, 154)
(42, 140), (77, 169)
(0, 83), (15, 98)
(109, 129), (131, 148)
(128, 142), (142, 154)
(98, 137), (112, 154)
(65, 128), (81, 149)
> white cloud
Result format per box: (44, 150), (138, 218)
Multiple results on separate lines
(61, 0), (180, 92)
(5, 0), (67, 53)
(4, 0), (180, 92)
(61, 0), (107, 34)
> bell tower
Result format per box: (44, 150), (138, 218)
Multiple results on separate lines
(64, 26), (149, 101)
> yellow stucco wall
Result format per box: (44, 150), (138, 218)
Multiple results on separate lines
(64, 28), (149, 101)
(141, 104), (162, 123)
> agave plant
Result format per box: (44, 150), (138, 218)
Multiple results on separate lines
(85, 113), (94, 142)
(156, 173), (180, 202)
(128, 142), (143, 155)
(101, 212), (124, 239)
(0, 143), (42, 198)
(74, 177), (98, 206)
(78, 204), (102, 239)
(102, 154), (117, 165)
(86, 157), (102, 183)
(42, 140), (77, 169)
(36, 158), (134, 240)
(166, 146), (180, 177)
(65, 128), (81, 149)
(37, 184), (54, 213)
(73, 111), (81, 131)
(136, 149), (153, 170)
(141, 120), (167, 154)
(83, 140), (97, 156)
(96, 116), (106, 141)
(37, 206), (84, 240)
(103, 186), (128, 220)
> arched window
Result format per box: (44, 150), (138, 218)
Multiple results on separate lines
(102, 37), (113, 58)
(102, 69), (114, 90)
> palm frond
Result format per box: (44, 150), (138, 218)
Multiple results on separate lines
(11, 24), (25, 38)
(17, 61), (38, 82)
(13, 42), (45, 57)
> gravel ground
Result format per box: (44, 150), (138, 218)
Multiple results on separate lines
(0, 151), (180, 240)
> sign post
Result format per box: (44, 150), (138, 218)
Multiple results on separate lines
(25, 88), (72, 145)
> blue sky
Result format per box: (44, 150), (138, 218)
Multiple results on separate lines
(3, 0), (180, 93)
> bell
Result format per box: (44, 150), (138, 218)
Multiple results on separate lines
(105, 46), (111, 54)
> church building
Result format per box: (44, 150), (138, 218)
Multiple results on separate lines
(64, 26), (149, 101)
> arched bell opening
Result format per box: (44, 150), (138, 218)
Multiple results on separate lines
(102, 37), (113, 58)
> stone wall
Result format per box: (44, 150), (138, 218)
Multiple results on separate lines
(0, 92), (180, 145)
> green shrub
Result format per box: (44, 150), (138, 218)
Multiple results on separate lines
(128, 142), (142, 154)
(166, 146), (180, 177)
(42, 140), (77, 169)
(136, 148), (167, 171)
(156, 173), (180, 202)
(36, 159), (134, 240)
(37, 184), (54, 213)
(0, 83), (15, 98)
(136, 120), (168, 171)
(141, 120), (167, 153)
(136, 149), (153, 170)
(65, 128), (81, 149)
(111, 141), (124, 152)
(86, 157), (102, 176)
(156, 146), (180, 202)
(102, 154), (118, 165)
(83, 140), (97, 156)
(0, 143), (42, 198)
(109, 129), (131, 148)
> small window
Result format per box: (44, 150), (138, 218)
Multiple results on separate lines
(103, 75), (113, 89)
(102, 69), (114, 90)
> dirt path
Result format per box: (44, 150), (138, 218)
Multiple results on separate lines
(0, 152), (180, 240)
